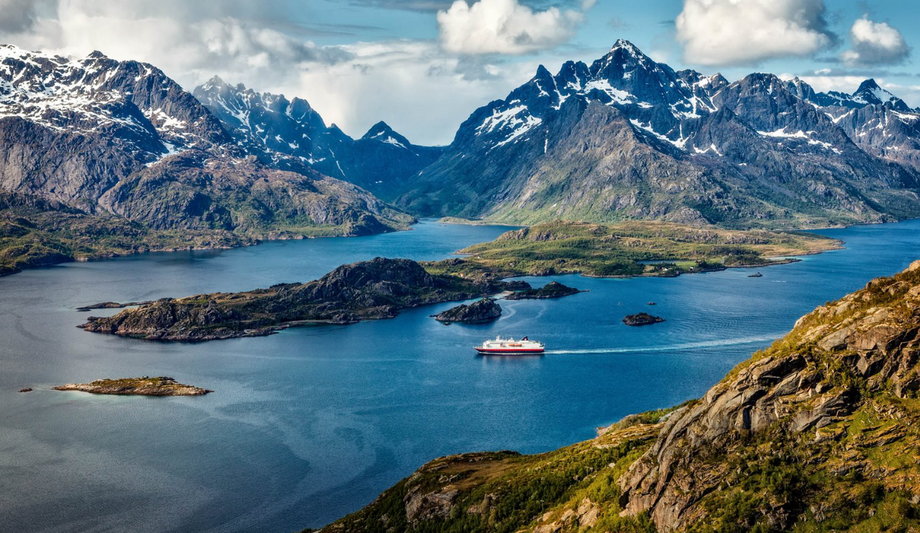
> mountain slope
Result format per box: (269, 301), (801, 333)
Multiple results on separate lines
(397, 40), (920, 228)
(193, 77), (443, 199)
(0, 44), (411, 237)
(320, 261), (920, 532)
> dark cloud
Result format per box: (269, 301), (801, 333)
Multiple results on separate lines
(0, 0), (38, 32)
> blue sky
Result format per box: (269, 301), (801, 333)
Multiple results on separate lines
(1, 0), (918, 144)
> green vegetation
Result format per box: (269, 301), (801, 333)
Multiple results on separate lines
(323, 421), (661, 533)
(0, 192), (405, 276)
(424, 220), (840, 280)
(0, 196), (254, 276)
(52, 376), (212, 396)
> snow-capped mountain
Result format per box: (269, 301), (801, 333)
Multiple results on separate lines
(0, 44), (411, 235)
(399, 39), (920, 228)
(193, 77), (443, 199)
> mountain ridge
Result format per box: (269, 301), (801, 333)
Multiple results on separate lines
(192, 76), (444, 199)
(396, 40), (920, 229)
(0, 44), (413, 249)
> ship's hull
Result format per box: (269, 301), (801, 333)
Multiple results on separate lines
(475, 347), (545, 355)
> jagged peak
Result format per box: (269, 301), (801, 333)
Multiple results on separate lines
(855, 78), (882, 93)
(610, 38), (642, 54)
(363, 120), (394, 138)
(534, 64), (552, 79)
(204, 74), (228, 87)
(87, 50), (107, 59)
(362, 120), (411, 147)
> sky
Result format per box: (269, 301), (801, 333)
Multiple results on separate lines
(0, 0), (918, 145)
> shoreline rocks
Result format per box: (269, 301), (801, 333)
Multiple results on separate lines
(622, 313), (665, 326)
(76, 301), (151, 312)
(53, 377), (211, 396)
(433, 298), (502, 324)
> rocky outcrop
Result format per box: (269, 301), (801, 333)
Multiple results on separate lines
(433, 298), (502, 324)
(622, 312), (665, 326)
(53, 377), (211, 396)
(80, 258), (516, 341)
(504, 281), (582, 300)
(617, 260), (920, 530)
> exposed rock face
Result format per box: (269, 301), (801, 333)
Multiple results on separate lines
(80, 258), (515, 341)
(617, 260), (920, 530)
(505, 281), (581, 300)
(0, 45), (411, 238)
(397, 40), (920, 228)
(622, 312), (665, 326)
(319, 261), (920, 533)
(53, 377), (211, 396)
(433, 298), (502, 324)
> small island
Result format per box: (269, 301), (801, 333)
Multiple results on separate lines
(76, 301), (151, 312)
(433, 298), (502, 324)
(80, 258), (524, 341)
(425, 220), (841, 279)
(53, 377), (212, 396)
(505, 281), (582, 300)
(623, 313), (665, 326)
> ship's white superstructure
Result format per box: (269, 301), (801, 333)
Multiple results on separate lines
(475, 336), (545, 354)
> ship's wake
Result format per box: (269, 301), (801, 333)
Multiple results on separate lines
(544, 333), (784, 355)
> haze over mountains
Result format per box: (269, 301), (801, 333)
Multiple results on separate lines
(3, 39), (920, 241)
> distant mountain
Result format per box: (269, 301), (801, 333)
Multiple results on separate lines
(397, 40), (920, 228)
(0, 44), (411, 238)
(193, 77), (443, 199)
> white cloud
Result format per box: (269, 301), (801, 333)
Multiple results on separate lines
(437, 0), (590, 55)
(785, 74), (868, 94)
(841, 16), (909, 66)
(4, 1), (349, 83)
(675, 0), (834, 66)
(289, 40), (539, 144)
(0, 0), (553, 144)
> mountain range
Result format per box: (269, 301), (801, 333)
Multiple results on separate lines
(399, 40), (920, 228)
(0, 44), (415, 239)
(192, 76), (442, 199)
(4, 39), (920, 253)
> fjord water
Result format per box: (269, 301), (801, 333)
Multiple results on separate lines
(1, 220), (919, 532)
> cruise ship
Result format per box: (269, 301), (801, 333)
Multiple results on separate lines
(475, 336), (545, 355)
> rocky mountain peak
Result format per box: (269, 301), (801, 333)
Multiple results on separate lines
(361, 120), (410, 148)
(852, 78), (910, 111)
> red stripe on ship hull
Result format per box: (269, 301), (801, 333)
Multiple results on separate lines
(475, 348), (544, 354)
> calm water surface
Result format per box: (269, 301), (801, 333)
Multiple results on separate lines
(1, 219), (919, 531)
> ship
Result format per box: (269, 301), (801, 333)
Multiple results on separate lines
(475, 336), (545, 355)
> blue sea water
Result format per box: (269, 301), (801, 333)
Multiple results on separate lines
(1, 219), (919, 532)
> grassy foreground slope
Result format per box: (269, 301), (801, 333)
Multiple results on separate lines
(426, 220), (841, 279)
(320, 260), (920, 533)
